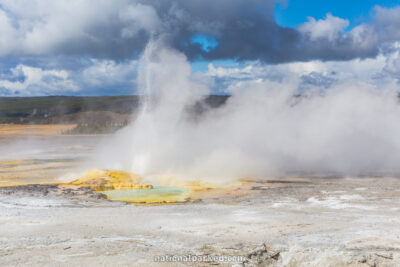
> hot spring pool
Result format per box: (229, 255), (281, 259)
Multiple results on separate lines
(101, 186), (188, 204)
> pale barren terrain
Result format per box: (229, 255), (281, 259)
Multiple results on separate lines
(0, 134), (399, 266)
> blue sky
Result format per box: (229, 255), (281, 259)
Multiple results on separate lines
(193, 0), (400, 73)
(275, 0), (399, 28)
(0, 0), (400, 96)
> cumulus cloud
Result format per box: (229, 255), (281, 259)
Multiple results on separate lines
(0, 1), (400, 95)
(298, 13), (349, 42)
(80, 59), (137, 88)
(201, 53), (389, 94)
(0, 9), (16, 56)
(0, 59), (139, 96)
(119, 3), (161, 38)
(0, 0), (399, 63)
(2, 43), (390, 97)
(383, 42), (400, 79)
(374, 5), (400, 42)
(0, 0), (154, 58)
(0, 65), (78, 95)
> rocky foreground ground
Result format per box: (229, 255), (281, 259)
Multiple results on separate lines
(0, 177), (400, 266)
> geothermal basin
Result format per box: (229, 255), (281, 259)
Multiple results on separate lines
(0, 130), (400, 266)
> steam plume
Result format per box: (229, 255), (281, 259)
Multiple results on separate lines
(94, 41), (400, 184)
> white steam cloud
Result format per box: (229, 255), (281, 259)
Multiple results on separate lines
(93, 40), (400, 184)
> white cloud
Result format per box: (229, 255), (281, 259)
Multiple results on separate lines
(0, 1), (398, 64)
(0, 9), (16, 55)
(202, 50), (391, 93)
(374, 5), (400, 41)
(81, 59), (137, 87)
(383, 42), (400, 78)
(0, 65), (78, 95)
(0, 58), (140, 96)
(119, 3), (161, 38)
(1, 47), (394, 96)
(298, 13), (349, 42)
(0, 0), (161, 56)
(207, 56), (385, 81)
(0, 2), (400, 95)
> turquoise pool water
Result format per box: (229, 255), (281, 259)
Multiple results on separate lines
(101, 186), (188, 203)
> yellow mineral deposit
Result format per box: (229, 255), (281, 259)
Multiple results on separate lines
(68, 169), (190, 204)
(67, 169), (237, 205)
(181, 179), (248, 201)
(0, 160), (26, 166)
(183, 180), (217, 192)
(67, 169), (253, 204)
(69, 169), (153, 191)
(0, 124), (75, 135)
(0, 164), (244, 205)
(0, 159), (71, 186)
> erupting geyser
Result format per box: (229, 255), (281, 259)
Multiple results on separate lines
(89, 39), (400, 186)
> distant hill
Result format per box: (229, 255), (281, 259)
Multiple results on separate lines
(0, 95), (229, 133)
(0, 96), (139, 123)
